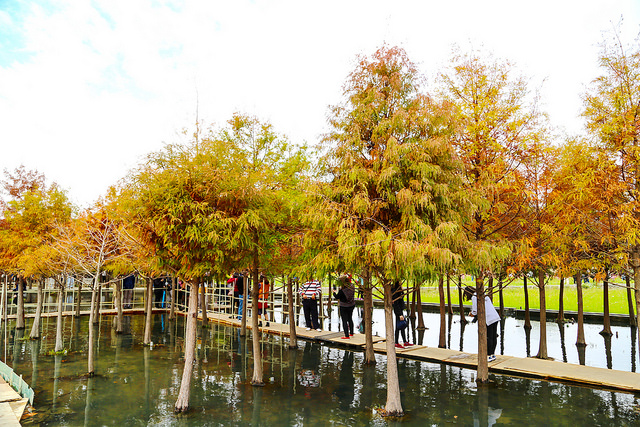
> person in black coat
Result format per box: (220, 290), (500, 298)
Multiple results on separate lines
(392, 280), (413, 348)
(333, 275), (356, 339)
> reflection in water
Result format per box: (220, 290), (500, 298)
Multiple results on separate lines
(525, 326), (531, 358)
(603, 334), (613, 369)
(298, 341), (321, 389)
(446, 314), (453, 349)
(417, 327), (426, 347)
(499, 318), (506, 356)
(631, 327), (637, 373)
(474, 383), (503, 427)
(335, 351), (354, 410)
(2, 315), (639, 426)
(577, 343), (586, 366)
(558, 322), (568, 363)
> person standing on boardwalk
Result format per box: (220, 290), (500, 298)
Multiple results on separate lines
(333, 274), (355, 339)
(257, 276), (270, 327)
(392, 281), (412, 348)
(300, 279), (321, 331)
(234, 273), (245, 320)
(464, 286), (500, 362)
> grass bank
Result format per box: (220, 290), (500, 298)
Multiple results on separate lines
(417, 277), (636, 315)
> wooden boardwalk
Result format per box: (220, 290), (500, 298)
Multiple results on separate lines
(206, 312), (640, 395)
(0, 377), (28, 426)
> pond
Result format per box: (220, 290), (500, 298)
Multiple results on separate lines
(7, 313), (640, 426)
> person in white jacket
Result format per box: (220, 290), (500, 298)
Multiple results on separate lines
(464, 286), (500, 362)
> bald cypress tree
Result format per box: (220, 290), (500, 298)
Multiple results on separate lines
(310, 46), (466, 417)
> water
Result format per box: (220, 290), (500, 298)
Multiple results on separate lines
(360, 309), (639, 372)
(6, 314), (640, 426)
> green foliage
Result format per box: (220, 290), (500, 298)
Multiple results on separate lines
(308, 46), (467, 283)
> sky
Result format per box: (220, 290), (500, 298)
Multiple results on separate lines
(1, 0), (640, 208)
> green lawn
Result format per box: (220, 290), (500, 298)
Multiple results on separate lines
(417, 277), (636, 315)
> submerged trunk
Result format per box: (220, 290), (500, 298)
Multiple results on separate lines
(93, 283), (101, 324)
(438, 276), (446, 348)
(1, 275), (6, 329)
(87, 275), (99, 376)
(487, 277), (494, 302)
(457, 276), (466, 324)
(287, 276), (297, 349)
(523, 275), (531, 330)
(174, 281), (199, 413)
(633, 252), (640, 356)
(363, 273), (375, 365)
(498, 277), (505, 319)
(416, 282), (425, 330)
(169, 276), (176, 320)
(16, 277), (25, 330)
(29, 280), (44, 339)
(383, 282), (403, 416)
(476, 276), (489, 383)
(536, 269), (547, 359)
(241, 278), (248, 337)
(601, 270), (612, 336)
(626, 274), (636, 327)
(115, 280), (123, 334)
(144, 278), (153, 345)
(576, 273), (586, 347)
(200, 280), (208, 327)
(75, 282), (82, 317)
(557, 277), (565, 323)
(446, 274), (453, 315)
(250, 250), (264, 386)
(55, 286), (64, 352)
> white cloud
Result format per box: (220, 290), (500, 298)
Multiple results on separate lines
(1, 0), (639, 206)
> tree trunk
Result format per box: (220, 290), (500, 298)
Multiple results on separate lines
(115, 279), (123, 334)
(446, 274), (453, 315)
(476, 275), (489, 383)
(438, 276), (446, 348)
(16, 277), (25, 330)
(144, 278), (153, 345)
(287, 276), (297, 349)
(536, 269), (547, 359)
(241, 277), (248, 337)
(633, 251), (640, 356)
(487, 277), (494, 302)
(383, 282), (403, 416)
(626, 274), (636, 327)
(601, 269), (612, 336)
(200, 279), (208, 327)
(576, 273), (586, 347)
(55, 286), (64, 352)
(29, 280), (43, 339)
(498, 276), (504, 319)
(408, 281), (415, 319)
(557, 276), (565, 323)
(169, 276), (176, 320)
(251, 251), (264, 386)
(93, 283), (101, 325)
(523, 275), (531, 330)
(174, 281), (199, 413)
(0, 272), (9, 326)
(458, 275), (466, 324)
(327, 275), (333, 324)
(416, 281), (425, 330)
(363, 273), (375, 365)
(87, 275), (99, 376)
(75, 281), (82, 318)
(2, 273), (6, 327)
